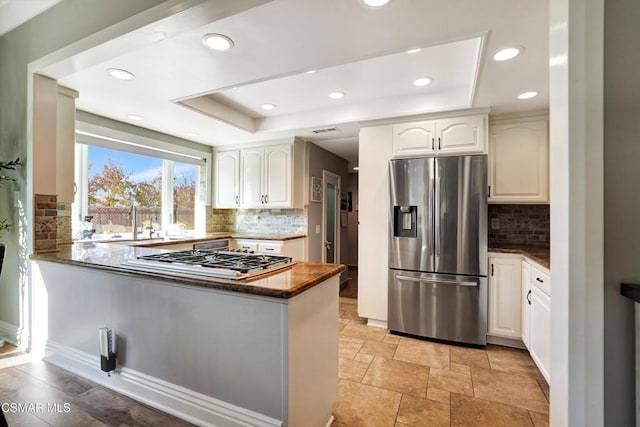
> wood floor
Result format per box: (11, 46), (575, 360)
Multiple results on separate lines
(0, 295), (549, 426)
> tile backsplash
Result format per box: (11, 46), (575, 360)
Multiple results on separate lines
(489, 204), (550, 246)
(34, 194), (58, 252)
(207, 208), (307, 235)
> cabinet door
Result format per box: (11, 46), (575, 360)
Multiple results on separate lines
(436, 115), (487, 155)
(488, 120), (549, 203)
(392, 121), (436, 157)
(240, 148), (264, 208)
(214, 150), (240, 208)
(257, 242), (283, 255)
(521, 260), (531, 349)
(488, 257), (522, 339)
(264, 144), (292, 207)
(530, 286), (551, 382)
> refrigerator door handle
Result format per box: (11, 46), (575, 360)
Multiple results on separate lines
(434, 160), (441, 265)
(394, 275), (478, 287)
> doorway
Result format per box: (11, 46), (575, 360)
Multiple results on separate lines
(322, 171), (340, 263)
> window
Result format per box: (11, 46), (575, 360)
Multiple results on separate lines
(73, 126), (209, 241)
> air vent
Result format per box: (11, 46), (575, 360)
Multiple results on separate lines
(312, 127), (339, 134)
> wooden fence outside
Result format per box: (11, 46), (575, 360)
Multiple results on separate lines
(88, 206), (194, 229)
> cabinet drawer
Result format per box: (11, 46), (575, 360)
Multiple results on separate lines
(234, 240), (258, 253)
(258, 243), (283, 255)
(531, 265), (550, 296)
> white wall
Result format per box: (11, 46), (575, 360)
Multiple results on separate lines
(357, 125), (392, 322)
(549, 0), (605, 426)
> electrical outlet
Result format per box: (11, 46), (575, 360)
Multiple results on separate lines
(315, 225), (321, 234)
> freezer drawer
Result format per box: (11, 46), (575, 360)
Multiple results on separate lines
(388, 270), (487, 345)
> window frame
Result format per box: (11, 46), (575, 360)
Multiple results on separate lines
(72, 118), (211, 240)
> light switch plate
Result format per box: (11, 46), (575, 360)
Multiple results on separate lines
(315, 225), (321, 234)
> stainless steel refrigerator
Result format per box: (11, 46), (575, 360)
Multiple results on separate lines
(388, 155), (488, 345)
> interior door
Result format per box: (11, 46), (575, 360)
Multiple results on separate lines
(322, 171), (340, 263)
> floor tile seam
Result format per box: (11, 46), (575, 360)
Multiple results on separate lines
(390, 354), (441, 372)
(16, 411), (54, 427)
(458, 389), (549, 416)
(356, 371), (419, 398)
(472, 364), (547, 382)
(16, 366), (102, 407)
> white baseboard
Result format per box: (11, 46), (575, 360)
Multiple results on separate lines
(486, 334), (527, 349)
(366, 318), (388, 329)
(0, 320), (25, 346)
(44, 341), (282, 427)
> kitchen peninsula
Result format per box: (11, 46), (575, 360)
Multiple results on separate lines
(30, 242), (344, 427)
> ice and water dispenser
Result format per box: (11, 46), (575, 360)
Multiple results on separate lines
(393, 205), (417, 238)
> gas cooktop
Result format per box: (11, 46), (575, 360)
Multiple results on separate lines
(123, 250), (294, 279)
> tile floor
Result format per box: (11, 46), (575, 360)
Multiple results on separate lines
(0, 298), (549, 427)
(334, 297), (549, 427)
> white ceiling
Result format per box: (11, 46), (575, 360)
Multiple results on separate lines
(0, 0), (61, 36)
(41, 0), (549, 170)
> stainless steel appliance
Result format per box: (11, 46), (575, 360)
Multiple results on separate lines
(388, 155), (487, 345)
(124, 250), (293, 279)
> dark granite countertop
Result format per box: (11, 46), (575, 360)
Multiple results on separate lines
(81, 233), (308, 248)
(489, 244), (550, 269)
(30, 243), (343, 299)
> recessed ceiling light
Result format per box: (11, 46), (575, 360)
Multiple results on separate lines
(107, 68), (135, 81)
(306, 69), (317, 74)
(329, 91), (345, 99)
(362, 0), (391, 7)
(517, 91), (538, 100)
(127, 114), (144, 121)
(413, 77), (432, 87)
(493, 46), (522, 62)
(261, 103), (276, 110)
(353, 166), (360, 171)
(406, 48), (421, 54)
(187, 132), (199, 137)
(202, 33), (234, 51)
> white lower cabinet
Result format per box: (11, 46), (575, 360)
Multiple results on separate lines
(489, 253), (551, 383)
(231, 238), (306, 261)
(528, 264), (551, 382)
(488, 257), (522, 339)
(521, 260), (531, 348)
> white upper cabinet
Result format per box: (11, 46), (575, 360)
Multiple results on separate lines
(215, 139), (304, 209)
(263, 144), (292, 207)
(392, 114), (487, 158)
(488, 118), (549, 203)
(436, 115), (487, 155)
(240, 147), (265, 208)
(488, 256), (523, 340)
(392, 121), (436, 157)
(214, 150), (240, 208)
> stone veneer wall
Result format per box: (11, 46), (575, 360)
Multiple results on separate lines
(488, 204), (550, 246)
(34, 194), (58, 252)
(207, 208), (307, 235)
(56, 201), (72, 245)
